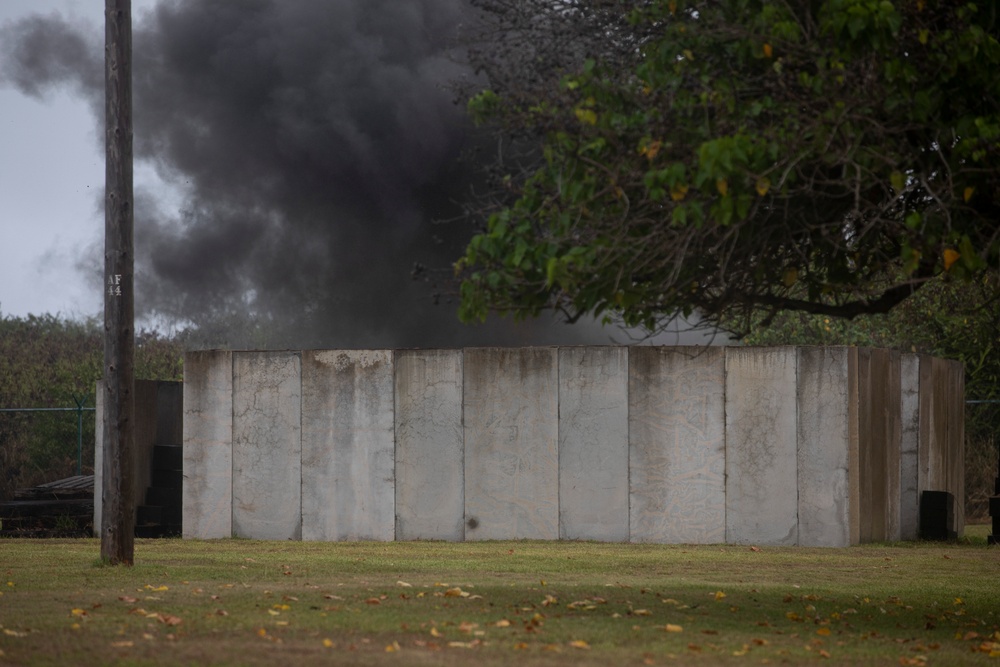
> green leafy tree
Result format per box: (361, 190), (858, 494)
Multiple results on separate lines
(457, 0), (1000, 333)
(0, 314), (183, 499)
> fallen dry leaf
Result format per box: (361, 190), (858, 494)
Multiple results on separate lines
(569, 639), (591, 650)
(665, 624), (683, 633)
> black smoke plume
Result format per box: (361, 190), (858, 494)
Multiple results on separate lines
(2, 0), (629, 348)
(2, 1), (724, 348)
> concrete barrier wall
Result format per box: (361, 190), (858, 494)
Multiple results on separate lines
(180, 346), (965, 545)
(630, 347), (725, 543)
(95, 379), (183, 538)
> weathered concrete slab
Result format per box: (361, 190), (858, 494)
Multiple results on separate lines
(558, 347), (629, 541)
(899, 354), (921, 540)
(797, 347), (853, 546)
(96, 380), (184, 538)
(847, 348), (861, 546)
(946, 360), (966, 535)
(301, 350), (395, 541)
(183, 351), (234, 538)
(921, 358), (966, 535)
(857, 348), (902, 542)
(630, 347), (726, 543)
(726, 347), (798, 545)
(232, 351), (301, 540)
(395, 349), (465, 541)
(464, 348), (559, 540)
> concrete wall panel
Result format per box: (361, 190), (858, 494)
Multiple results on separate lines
(182, 351), (234, 538)
(899, 354), (921, 541)
(948, 360), (966, 535)
(232, 351), (301, 540)
(630, 347), (726, 543)
(559, 347), (629, 541)
(797, 347), (853, 546)
(96, 379), (184, 538)
(858, 349), (902, 542)
(395, 350), (465, 541)
(302, 350), (395, 541)
(923, 358), (966, 535)
(726, 347), (799, 545)
(464, 348), (558, 540)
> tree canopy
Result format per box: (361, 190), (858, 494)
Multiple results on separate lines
(456, 0), (1000, 333)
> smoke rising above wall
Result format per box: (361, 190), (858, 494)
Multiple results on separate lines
(2, 1), (719, 348)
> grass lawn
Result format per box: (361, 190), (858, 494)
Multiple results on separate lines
(1, 526), (998, 666)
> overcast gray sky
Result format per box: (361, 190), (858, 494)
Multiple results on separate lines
(0, 0), (160, 320)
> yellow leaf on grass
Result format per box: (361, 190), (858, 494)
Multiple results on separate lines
(665, 624), (684, 633)
(445, 587), (470, 598)
(385, 641), (401, 652)
(569, 640), (591, 650)
(714, 591), (727, 601)
(633, 609), (652, 616)
(322, 638), (334, 648)
(495, 619), (511, 628)
(817, 627), (832, 636)
(71, 609), (87, 617)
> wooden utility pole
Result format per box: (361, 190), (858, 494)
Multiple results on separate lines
(102, 0), (135, 565)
